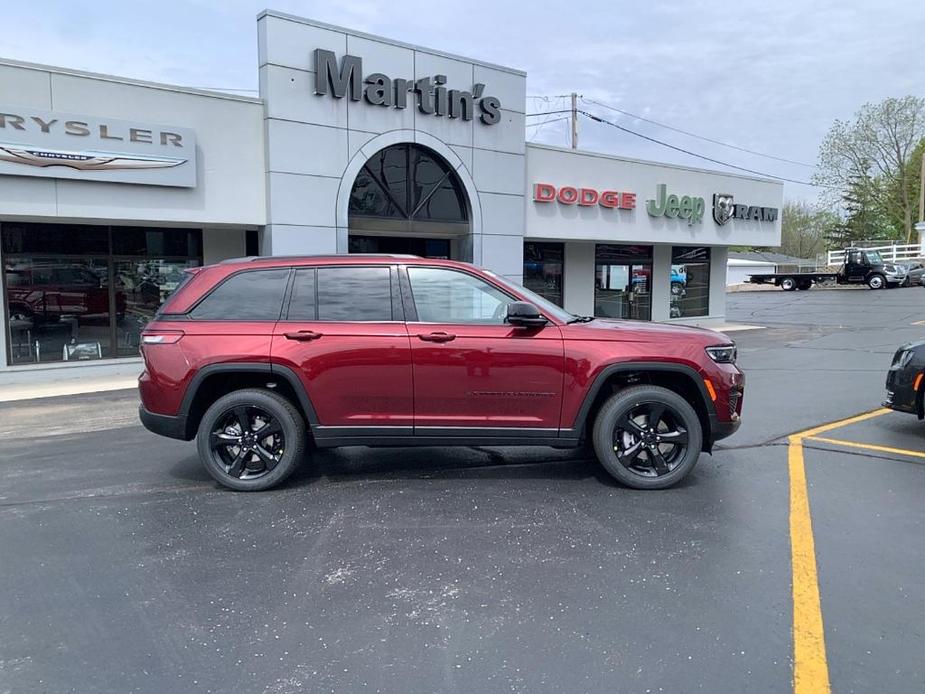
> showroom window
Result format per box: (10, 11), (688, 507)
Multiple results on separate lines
(523, 242), (564, 307)
(594, 244), (653, 321)
(2, 222), (202, 365)
(670, 247), (711, 318)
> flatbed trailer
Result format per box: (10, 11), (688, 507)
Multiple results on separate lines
(748, 272), (837, 291)
(747, 248), (906, 291)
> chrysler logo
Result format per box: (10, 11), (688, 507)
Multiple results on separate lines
(0, 144), (187, 172)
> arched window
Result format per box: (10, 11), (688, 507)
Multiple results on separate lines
(349, 144), (469, 233)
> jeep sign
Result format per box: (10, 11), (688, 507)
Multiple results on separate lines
(313, 49), (502, 125)
(645, 184), (705, 226)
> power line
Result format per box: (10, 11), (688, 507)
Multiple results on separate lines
(578, 109), (826, 187)
(526, 116), (568, 127)
(526, 109), (572, 117)
(527, 116), (568, 142)
(583, 97), (814, 168)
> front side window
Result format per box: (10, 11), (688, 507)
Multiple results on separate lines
(191, 269), (289, 321)
(317, 267), (393, 321)
(670, 247), (711, 318)
(408, 267), (511, 324)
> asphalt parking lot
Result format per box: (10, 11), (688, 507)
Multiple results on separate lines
(1, 287), (923, 693)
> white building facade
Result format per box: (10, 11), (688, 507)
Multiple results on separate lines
(0, 10), (781, 378)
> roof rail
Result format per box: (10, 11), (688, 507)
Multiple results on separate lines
(219, 253), (422, 264)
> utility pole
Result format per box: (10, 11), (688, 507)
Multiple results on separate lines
(570, 92), (578, 149)
(919, 150), (924, 225)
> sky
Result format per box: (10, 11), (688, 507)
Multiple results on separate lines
(3, 0), (923, 202)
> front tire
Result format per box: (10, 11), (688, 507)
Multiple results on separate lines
(867, 274), (885, 290)
(591, 385), (703, 490)
(197, 388), (307, 491)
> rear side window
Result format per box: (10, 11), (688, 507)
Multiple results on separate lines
(287, 269), (317, 320)
(190, 268), (289, 321)
(317, 267), (393, 321)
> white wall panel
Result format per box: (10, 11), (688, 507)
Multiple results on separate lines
(267, 120), (348, 178)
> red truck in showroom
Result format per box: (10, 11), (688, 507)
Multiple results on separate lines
(138, 255), (744, 491)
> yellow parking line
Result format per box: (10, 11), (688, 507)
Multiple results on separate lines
(788, 434), (832, 694)
(796, 408), (890, 439)
(786, 407), (889, 694)
(807, 436), (925, 460)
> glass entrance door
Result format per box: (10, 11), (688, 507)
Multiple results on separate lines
(594, 244), (653, 321)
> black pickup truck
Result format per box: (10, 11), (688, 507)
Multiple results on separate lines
(748, 248), (907, 291)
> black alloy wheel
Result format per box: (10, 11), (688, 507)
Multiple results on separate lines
(209, 405), (285, 480)
(197, 388), (306, 491)
(592, 385), (703, 490)
(611, 402), (689, 478)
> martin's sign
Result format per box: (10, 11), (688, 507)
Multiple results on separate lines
(0, 107), (196, 187)
(713, 193), (778, 225)
(313, 49), (502, 125)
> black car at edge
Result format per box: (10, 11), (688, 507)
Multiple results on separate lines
(884, 341), (925, 416)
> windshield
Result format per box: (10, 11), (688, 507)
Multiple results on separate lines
(865, 251), (883, 265)
(484, 271), (576, 323)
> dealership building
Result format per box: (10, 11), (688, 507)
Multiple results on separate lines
(0, 10), (782, 378)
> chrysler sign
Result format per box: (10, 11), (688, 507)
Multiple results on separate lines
(0, 107), (197, 187)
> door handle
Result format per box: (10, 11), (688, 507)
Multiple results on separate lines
(418, 331), (456, 343)
(283, 330), (323, 342)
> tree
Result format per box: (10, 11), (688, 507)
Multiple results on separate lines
(825, 173), (895, 248)
(779, 201), (839, 258)
(814, 97), (925, 242)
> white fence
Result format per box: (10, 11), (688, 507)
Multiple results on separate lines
(826, 243), (923, 267)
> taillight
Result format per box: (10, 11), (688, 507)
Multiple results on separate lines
(141, 331), (184, 345)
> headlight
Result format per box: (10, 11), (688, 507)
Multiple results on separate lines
(706, 344), (737, 364)
(893, 349), (914, 367)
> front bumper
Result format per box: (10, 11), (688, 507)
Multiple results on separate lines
(711, 416), (742, 442)
(883, 365), (919, 416)
(139, 405), (190, 440)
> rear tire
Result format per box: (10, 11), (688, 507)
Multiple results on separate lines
(591, 385), (703, 490)
(780, 277), (796, 291)
(797, 280), (812, 290)
(867, 274), (885, 290)
(197, 388), (306, 491)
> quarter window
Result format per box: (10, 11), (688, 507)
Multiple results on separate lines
(407, 267), (510, 324)
(317, 267), (393, 321)
(191, 269), (289, 321)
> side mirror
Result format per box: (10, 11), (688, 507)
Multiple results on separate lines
(506, 301), (548, 328)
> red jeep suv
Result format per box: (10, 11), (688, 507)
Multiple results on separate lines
(139, 255), (743, 491)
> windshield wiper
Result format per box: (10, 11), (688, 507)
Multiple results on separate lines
(566, 315), (595, 324)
